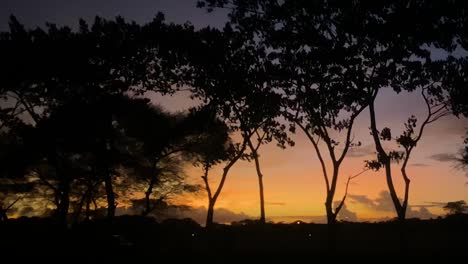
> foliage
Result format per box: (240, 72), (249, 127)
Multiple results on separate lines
(443, 200), (467, 215)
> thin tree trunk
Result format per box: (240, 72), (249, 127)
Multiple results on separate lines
(257, 172), (266, 224)
(206, 199), (215, 228)
(143, 176), (156, 216)
(85, 192), (92, 220)
(73, 192), (87, 223)
(325, 200), (337, 224)
(401, 168), (411, 219)
(369, 98), (404, 221)
(202, 164), (215, 228)
(248, 138), (266, 224)
(143, 160), (158, 216)
(385, 160), (405, 221)
(104, 174), (116, 219)
(56, 179), (70, 226)
(325, 167), (340, 224)
(0, 207), (7, 221)
(205, 139), (248, 228)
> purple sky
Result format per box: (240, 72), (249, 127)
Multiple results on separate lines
(0, 0), (227, 31)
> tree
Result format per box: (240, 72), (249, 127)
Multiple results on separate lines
(115, 99), (210, 217)
(200, 0), (466, 223)
(185, 25), (291, 226)
(0, 129), (37, 221)
(366, 86), (452, 221)
(198, 0), (385, 225)
(0, 15), (190, 224)
(189, 108), (233, 227)
(443, 200), (467, 215)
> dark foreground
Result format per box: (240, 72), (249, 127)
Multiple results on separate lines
(1, 215), (467, 257)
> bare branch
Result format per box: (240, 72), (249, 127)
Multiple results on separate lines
(297, 121), (330, 192)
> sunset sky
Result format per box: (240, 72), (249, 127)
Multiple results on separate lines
(2, 0), (467, 223)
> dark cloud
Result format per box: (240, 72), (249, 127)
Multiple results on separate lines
(426, 116), (468, 137)
(410, 204), (439, 208)
(406, 207), (436, 219)
(347, 144), (375, 158)
(117, 205), (251, 225)
(423, 201), (448, 207)
(333, 201), (358, 222)
(173, 207), (251, 225)
(373, 191), (396, 212)
(267, 215), (326, 224)
(410, 163), (429, 167)
(350, 191), (397, 212)
(350, 191), (439, 219)
(348, 194), (376, 207)
(428, 153), (458, 162)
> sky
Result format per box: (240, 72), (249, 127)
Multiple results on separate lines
(2, 0), (467, 223)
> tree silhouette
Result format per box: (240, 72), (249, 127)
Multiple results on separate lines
(200, 0), (466, 223)
(188, 107), (233, 227)
(0, 15), (192, 224)
(444, 200), (467, 215)
(114, 99), (209, 216)
(0, 129), (37, 221)
(185, 24), (292, 225)
(366, 87), (452, 220)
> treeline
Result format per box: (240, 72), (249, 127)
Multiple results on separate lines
(1, 1), (468, 227)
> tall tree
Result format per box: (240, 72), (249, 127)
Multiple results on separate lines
(200, 0), (467, 223)
(115, 100), (214, 217)
(189, 107), (233, 227)
(186, 24), (291, 225)
(366, 86), (451, 220)
(0, 14), (189, 223)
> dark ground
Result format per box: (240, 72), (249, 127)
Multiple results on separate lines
(1, 215), (467, 257)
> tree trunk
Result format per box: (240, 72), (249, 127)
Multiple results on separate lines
(73, 192), (87, 223)
(257, 173), (266, 224)
(142, 159), (158, 216)
(143, 175), (157, 216)
(56, 180), (70, 226)
(85, 193), (92, 221)
(325, 167), (340, 225)
(385, 160), (405, 221)
(401, 167), (411, 221)
(0, 207), (7, 221)
(252, 148), (266, 224)
(104, 174), (116, 219)
(247, 138), (266, 224)
(325, 199), (337, 225)
(204, 139), (248, 229)
(369, 99), (405, 221)
(206, 199), (215, 228)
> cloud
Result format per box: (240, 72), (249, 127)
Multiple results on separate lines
(373, 191), (396, 212)
(426, 116), (468, 137)
(266, 215), (326, 224)
(428, 153), (458, 162)
(333, 201), (358, 222)
(349, 191), (439, 219)
(410, 163), (429, 167)
(117, 205), (251, 225)
(406, 207), (436, 219)
(347, 144), (375, 158)
(267, 202), (286, 206)
(422, 201), (447, 207)
(349, 191), (397, 212)
(348, 194), (376, 208)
